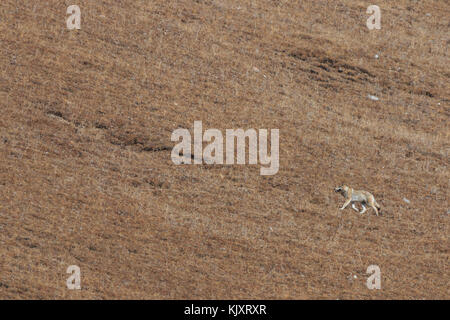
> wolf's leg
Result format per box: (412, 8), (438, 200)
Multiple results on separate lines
(360, 204), (367, 214)
(340, 199), (351, 210)
(369, 198), (379, 216)
(352, 203), (360, 212)
(371, 205), (379, 216)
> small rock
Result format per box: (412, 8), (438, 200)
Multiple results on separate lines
(403, 198), (411, 204)
(253, 66), (260, 73)
(374, 54), (379, 59)
(368, 94), (379, 101)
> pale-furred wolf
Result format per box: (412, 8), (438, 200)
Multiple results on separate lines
(334, 185), (381, 216)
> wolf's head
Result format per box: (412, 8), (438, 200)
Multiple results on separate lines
(334, 185), (348, 194)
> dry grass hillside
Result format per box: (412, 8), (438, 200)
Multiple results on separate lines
(0, 0), (448, 299)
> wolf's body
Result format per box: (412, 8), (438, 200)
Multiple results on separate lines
(334, 185), (381, 216)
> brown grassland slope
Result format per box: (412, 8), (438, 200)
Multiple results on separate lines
(0, 0), (448, 299)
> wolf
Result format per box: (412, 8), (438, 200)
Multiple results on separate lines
(334, 185), (381, 216)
